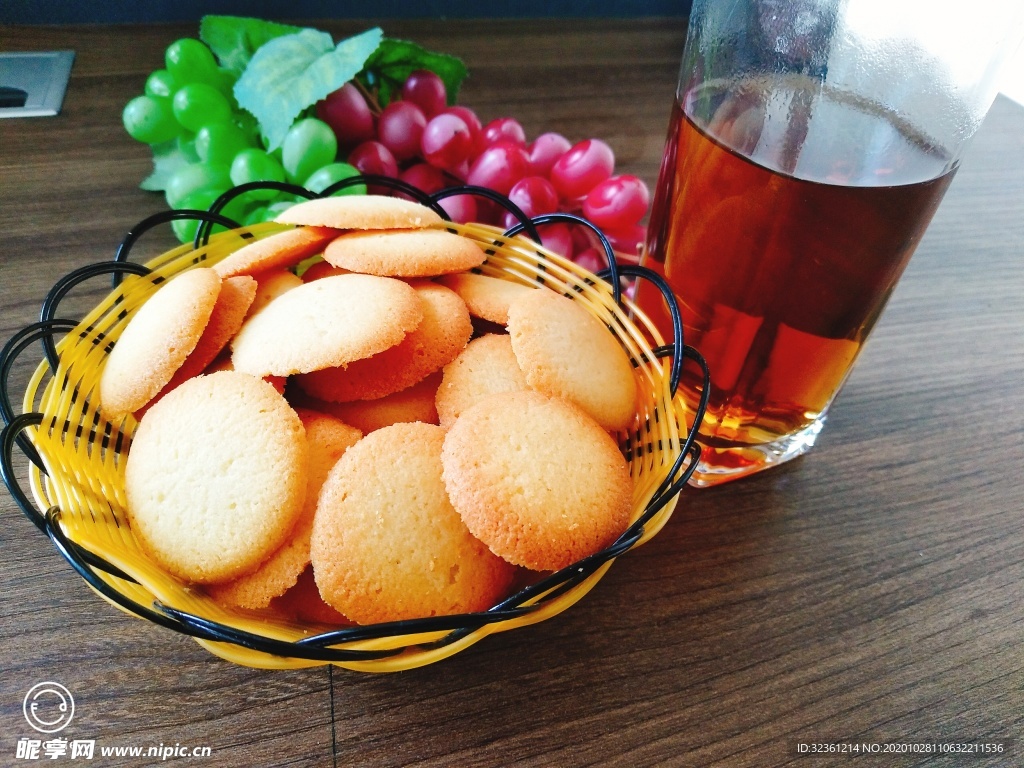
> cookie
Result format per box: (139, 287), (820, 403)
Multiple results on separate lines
(208, 408), (361, 609)
(437, 272), (536, 325)
(155, 275), (257, 395)
(230, 273), (422, 377)
(302, 371), (442, 434)
(212, 226), (338, 278)
(440, 390), (633, 572)
(275, 194), (444, 229)
(299, 260), (348, 282)
(99, 267), (222, 421)
(507, 289), (638, 432)
(323, 229), (486, 277)
(295, 281), (471, 402)
(124, 370), (307, 584)
(311, 422), (516, 624)
(246, 269), (303, 317)
(435, 334), (528, 430)
(273, 566), (352, 626)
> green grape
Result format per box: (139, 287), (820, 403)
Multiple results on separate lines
(230, 149), (287, 201)
(177, 132), (200, 163)
(304, 162), (366, 196)
(164, 162), (231, 209)
(171, 189), (251, 243)
(243, 205), (270, 227)
(165, 38), (220, 86)
(282, 118), (338, 184)
(144, 69), (178, 99)
(122, 95), (180, 144)
(195, 122), (252, 165)
(172, 83), (232, 133)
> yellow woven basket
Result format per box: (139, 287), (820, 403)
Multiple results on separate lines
(0, 202), (706, 671)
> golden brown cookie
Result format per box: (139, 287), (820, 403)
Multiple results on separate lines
(437, 272), (537, 325)
(99, 267), (222, 421)
(311, 422), (516, 624)
(440, 390), (633, 572)
(323, 229), (486, 277)
(208, 408), (361, 609)
(246, 268), (302, 317)
(302, 371), (442, 434)
(212, 226), (338, 278)
(124, 371), (307, 584)
(507, 289), (638, 431)
(299, 260), (348, 282)
(273, 566), (352, 626)
(230, 273), (422, 377)
(435, 334), (528, 430)
(275, 195), (443, 229)
(295, 281), (471, 402)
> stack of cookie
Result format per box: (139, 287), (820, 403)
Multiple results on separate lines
(101, 196), (639, 627)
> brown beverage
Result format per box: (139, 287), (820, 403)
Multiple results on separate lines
(637, 76), (956, 473)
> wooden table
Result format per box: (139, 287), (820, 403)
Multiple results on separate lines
(2, 19), (1022, 767)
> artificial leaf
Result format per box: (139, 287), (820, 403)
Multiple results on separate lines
(199, 15), (305, 76)
(362, 38), (468, 107)
(234, 27), (384, 151)
(140, 140), (193, 191)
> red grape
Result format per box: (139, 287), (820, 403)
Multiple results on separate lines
(399, 162), (446, 195)
(535, 222), (573, 258)
(377, 100), (427, 162)
(573, 246), (607, 274)
(400, 70), (447, 117)
(603, 223), (646, 263)
(482, 117), (527, 148)
(503, 175), (560, 228)
(348, 140), (398, 193)
(465, 143), (530, 196)
(315, 83), (375, 148)
(442, 106), (483, 154)
(421, 112), (473, 172)
(550, 139), (615, 201)
(582, 174), (650, 230)
(438, 194), (478, 224)
(527, 132), (572, 176)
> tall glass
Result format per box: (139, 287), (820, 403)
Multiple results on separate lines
(637, 0), (1024, 486)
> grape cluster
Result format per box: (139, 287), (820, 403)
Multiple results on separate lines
(123, 38), (364, 243)
(124, 38), (650, 267)
(317, 70), (651, 268)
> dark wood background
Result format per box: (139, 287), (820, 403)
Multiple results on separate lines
(1, 19), (1022, 767)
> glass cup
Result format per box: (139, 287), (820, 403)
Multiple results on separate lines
(636, 0), (1024, 486)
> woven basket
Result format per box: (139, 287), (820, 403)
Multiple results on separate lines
(0, 186), (707, 671)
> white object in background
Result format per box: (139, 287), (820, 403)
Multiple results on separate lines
(0, 51), (75, 118)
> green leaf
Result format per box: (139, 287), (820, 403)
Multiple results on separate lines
(199, 15), (306, 76)
(140, 140), (193, 191)
(234, 27), (384, 151)
(361, 37), (468, 107)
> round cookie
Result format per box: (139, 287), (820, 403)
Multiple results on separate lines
(99, 267), (222, 421)
(208, 408), (361, 609)
(246, 268), (302, 317)
(230, 273), (422, 377)
(507, 289), (638, 432)
(212, 226), (338, 278)
(436, 334), (528, 430)
(275, 195), (443, 229)
(311, 422), (516, 624)
(124, 370), (307, 584)
(295, 281), (471, 402)
(302, 371), (442, 434)
(155, 275), (257, 395)
(437, 272), (537, 325)
(441, 390), (633, 572)
(323, 229), (486, 277)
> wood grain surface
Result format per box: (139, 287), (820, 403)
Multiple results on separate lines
(1, 18), (1022, 768)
